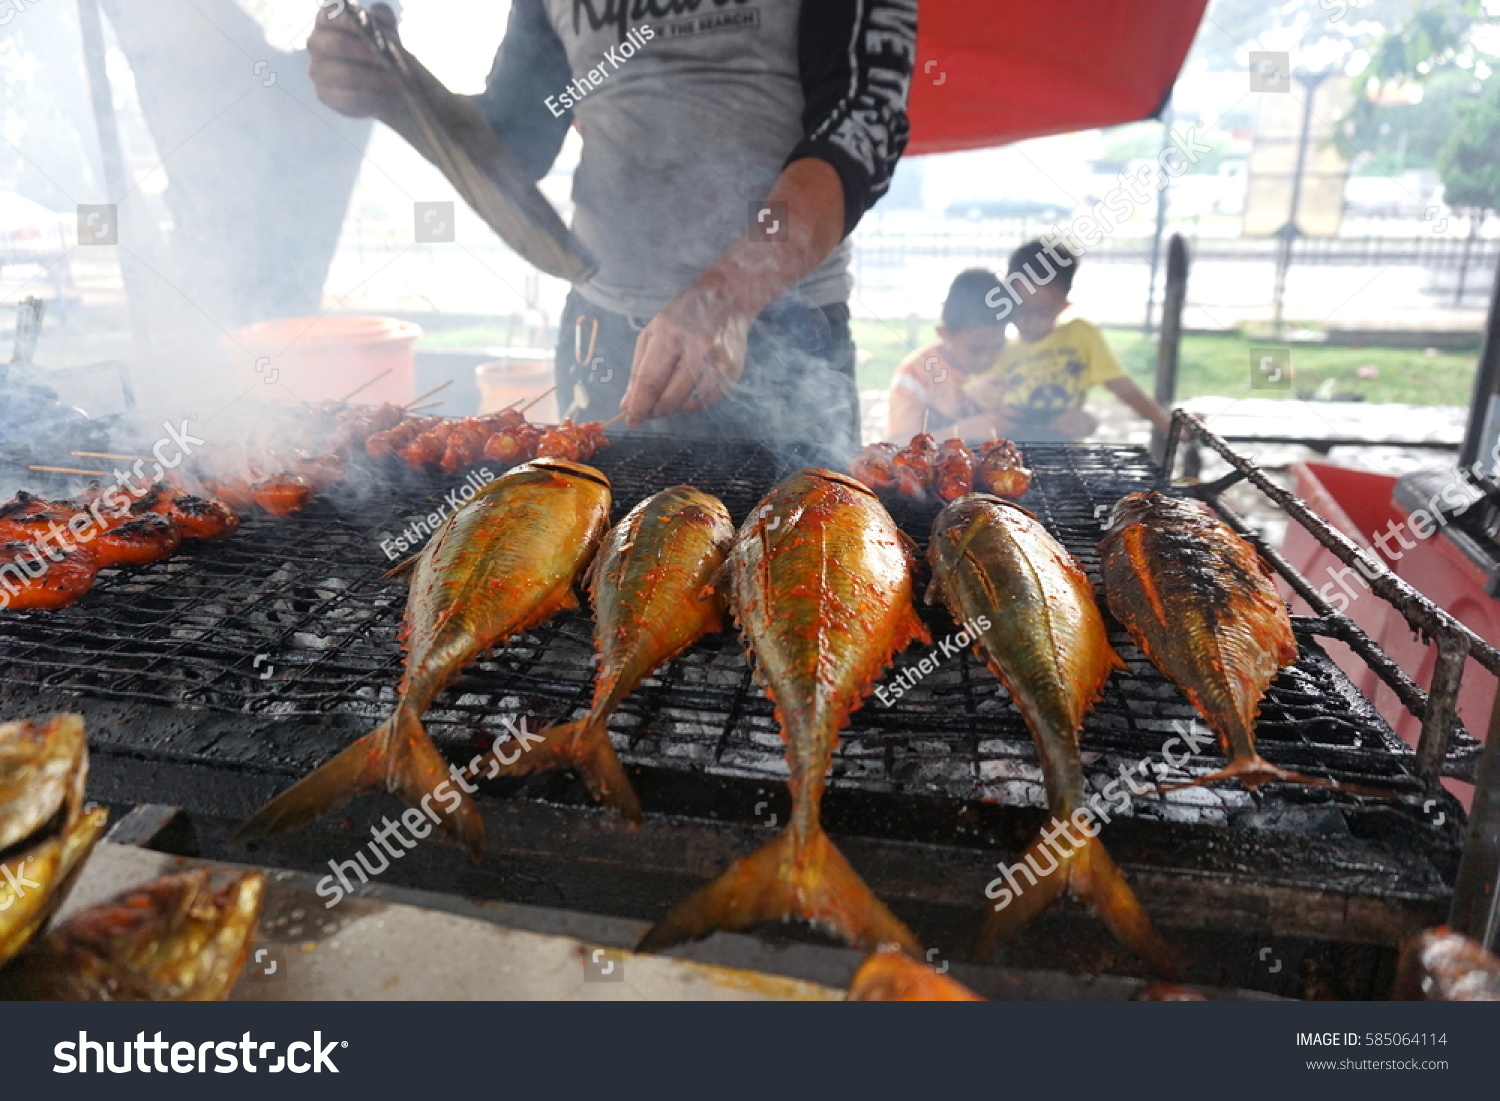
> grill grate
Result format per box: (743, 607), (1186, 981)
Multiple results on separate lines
(0, 440), (1442, 835)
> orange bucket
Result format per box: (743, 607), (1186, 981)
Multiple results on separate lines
(225, 316), (422, 406)
(476, 348), (557, 423)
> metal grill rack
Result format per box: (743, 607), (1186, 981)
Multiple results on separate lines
(0, 436), (1470, 994)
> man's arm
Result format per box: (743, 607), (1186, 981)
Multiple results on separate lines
(621, 0), (918, 425)
(1103, 377), (1174, 435)
(476, 0), (574, 181)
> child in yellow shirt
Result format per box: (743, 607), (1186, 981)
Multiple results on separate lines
(964, 240), (1171, 442)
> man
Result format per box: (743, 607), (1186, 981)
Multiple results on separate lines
(308, 1), (917, 456)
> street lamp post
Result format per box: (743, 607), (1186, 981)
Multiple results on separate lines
(1271, 68), (1332, 337)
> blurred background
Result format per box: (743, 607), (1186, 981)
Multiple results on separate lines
(0, 0), (1496, 441)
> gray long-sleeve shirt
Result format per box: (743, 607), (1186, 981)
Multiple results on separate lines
(479, 0), (917, 318)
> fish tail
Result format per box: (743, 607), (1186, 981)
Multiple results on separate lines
(235, 706), (486, 860)
(492, 712), (642, 825)
(974, 831), (1179, 979)
(637, 823), (920, 956)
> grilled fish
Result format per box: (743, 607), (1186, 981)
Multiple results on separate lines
(493, 486), (734, 823)
(238, 459), (612, 858)
(928, 495), (1177, 975)
(0, 714), (108, 967)
(639, 470), (928, 955)
(0, 868), (264, 1000)
(846, 947), (984, 1001)
(1099, 491), (1310, 790)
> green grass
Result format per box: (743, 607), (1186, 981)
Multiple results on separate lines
(852, 319), (1479, 407)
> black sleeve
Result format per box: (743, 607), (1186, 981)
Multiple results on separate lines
(477, 0), (574, 182)
(787, 0), (917, 237)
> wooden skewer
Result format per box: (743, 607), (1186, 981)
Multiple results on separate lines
(518, 385), (557, 415)
(405, 401), (444, 413)
(30, 464), (107, 477)
(920, 408), (929, 435)
(599, 411), (626, 429)
(72, 450), (145, 462)
(340, 367), (394, 404)
(405, 379), (453, 409)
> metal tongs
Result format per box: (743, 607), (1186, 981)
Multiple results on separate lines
(344, 2), (597, 282)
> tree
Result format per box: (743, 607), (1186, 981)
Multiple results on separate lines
(1438, 76), (1500, 212)
(1341, 1), (1499, 182)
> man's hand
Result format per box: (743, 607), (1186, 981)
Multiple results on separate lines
(622, 272), (752, 423)
(308, 2), (400, 120)
(621, 157), (846, 426)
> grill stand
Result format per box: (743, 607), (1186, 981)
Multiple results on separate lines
(1164, 410), (1500, 950)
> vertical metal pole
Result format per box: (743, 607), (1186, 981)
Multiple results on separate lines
(1458, 250), (1500, 475)
(1271, 71), (1327, 338)
(1449, 679), (1500, 951)
(1143, 101), (1174, 338)
(1455, 212), (1479, 309)
(1417, 640), (1468, 778)
(1150, 235), (1188, 463)
(76, 0), (151, 360)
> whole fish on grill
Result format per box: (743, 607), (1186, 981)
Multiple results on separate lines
(928, 495), (1177, 975)
(1099, 491), (1328, 791)
(846, 947), (984, 1001)
(238, 459), (612, 858)
(639, 470), (928, 956)
(0, 868), (265, 1001)
(493, 486), (734, 823)
(0, 714), (109, 967)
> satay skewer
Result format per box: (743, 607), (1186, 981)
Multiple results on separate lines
(72, 451), (146, 462)
(518, 385), (557, 415)
(339, 367), (395, 403)
(599, 411), (626, 429)
(405, 379), (454, 408)
(29, 465), (108, 476)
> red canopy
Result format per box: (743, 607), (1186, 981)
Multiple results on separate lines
(907, 0), (1210, 155)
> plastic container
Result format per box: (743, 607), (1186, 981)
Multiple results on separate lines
(1282, 461), (1488, 805)
(476, 348), (557, 423)
(225, 316), (422, 406)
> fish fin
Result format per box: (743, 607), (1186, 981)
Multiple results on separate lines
(579, 544), (603, 600)
(637, 824), (920, 956)
(701, 557), (733, 603)
(235, 707), (485, 860)
(974, 831), (1179, 979)
(897, 529), (923, 570)
(491, 714), (642, 825)
(382, 553), (421, 582)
